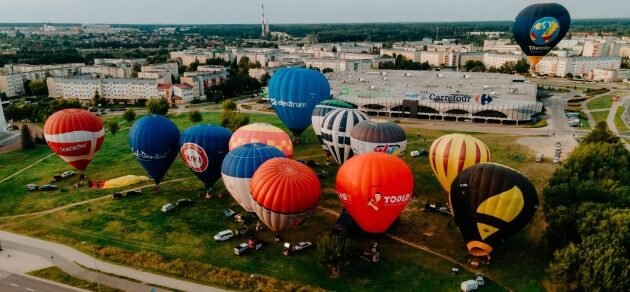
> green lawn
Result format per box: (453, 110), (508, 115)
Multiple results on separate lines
(1, 111), (553, 292)
(27, 266), (122, 292)
(586, 95), (613, 110)
(591, 110), (610, 124)
(614, 106), (630, 133)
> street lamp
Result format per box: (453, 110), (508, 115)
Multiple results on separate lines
(81, 241), (101, 292)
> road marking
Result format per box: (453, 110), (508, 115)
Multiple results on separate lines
(25, 288), (35, 291)
(9, 283), (19, 286)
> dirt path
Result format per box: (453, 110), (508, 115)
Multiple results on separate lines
(317, 206), (513, 292)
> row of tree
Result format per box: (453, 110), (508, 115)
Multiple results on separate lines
(544, 122), (629, 291)
(462, 59), (530, 74)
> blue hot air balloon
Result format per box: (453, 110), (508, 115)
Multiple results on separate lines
(221, 143), (285, 212)
(513, 3), (571, 67)
(129, 115), (180, 188)
(268, 68), (330, 140)
(179, 125), (232, 191)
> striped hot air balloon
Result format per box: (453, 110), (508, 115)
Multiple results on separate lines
(250, 158), (321, 233)
(44, 109), (105, 172)
(321, 108), (370, 165)
(221, 143), (285, 212)
(311, 100), (353, 148)
(350, 119), (407, 157)
(229, 123), (293, 158)
(429, 134), (490, 193)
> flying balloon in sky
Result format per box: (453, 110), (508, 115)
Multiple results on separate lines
(513, 3), (571, 67)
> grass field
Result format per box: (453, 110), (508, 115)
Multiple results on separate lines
(591, 110), (610, 124)
(614, 106), (630, 133)
(27, 266), (122, 292)
(586, 95), (613, 110)
(1, 111), (554, 291)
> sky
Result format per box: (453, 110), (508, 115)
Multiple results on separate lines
(0, 0), (628, 24)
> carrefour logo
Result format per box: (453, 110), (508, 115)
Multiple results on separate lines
(474, 94), (493, 105)
(180, 143), (208, 173)
(530, 17), (560, 46)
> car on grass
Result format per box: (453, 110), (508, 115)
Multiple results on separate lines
(248, 237), (267, 250)
(126, 190), (142, 197)
(461, 279), (479, 291)
(49, 174), (63, 182)
(234, 227), (251, 237)
(214, 230), (234, 242)
(161, 203), (175, 213)
(223, 208), (236, 218)
(475, 273), (485, 286)
(176, 198), (194, 207)
(26, 183), (38, 192)
(234, 243), (250, 255)
(438, 207), (452, 216)
(553, 156), (560, 164)
(283, 241), (313, 256)
(112, 192), (123, 200)
(294, 241), (313, 251)
(40, 184), (58, 191)
(61, 171), (76, 178)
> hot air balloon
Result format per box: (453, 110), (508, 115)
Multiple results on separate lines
(44, 109), (105, 172)
(250, 158), (321, 236)
(268, 68), (330, 141)
(449, 163), (538, 258)
(129, 115), (180, 189)
(229, 123), (293, 158)
(221, 143), (285, 212)
(321, 108), (369, 165)
(179, 125), (231, 192)
(336, 153), (413, 233)
(312, 100), (353, 148)
(429, 134), (490, 194)
(350, 119), (407, 157)
(513, 3), (571, 67)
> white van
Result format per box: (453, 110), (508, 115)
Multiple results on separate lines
(214, 230), (234, 242)
(461, 279), (479, 291)
(161, 203), (175, 213)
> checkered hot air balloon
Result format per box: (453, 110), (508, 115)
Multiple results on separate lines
(44, 109), (105, 172)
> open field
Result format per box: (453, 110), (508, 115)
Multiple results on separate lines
(591, 110), (610, 124)
(28, 266), (122, 292)
(586, 95), (613, 110)
(614, 106), (630, 133)
(0, 111), (556, 291)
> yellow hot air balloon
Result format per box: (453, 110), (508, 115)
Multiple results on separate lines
(429, 134), (490, 193)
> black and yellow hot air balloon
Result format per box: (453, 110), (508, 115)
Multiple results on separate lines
(429, 134), (490, 194)
(449, 163), (538, 258)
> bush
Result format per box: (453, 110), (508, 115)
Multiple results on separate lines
(316, 232), (352, 278)
(146, 98), (169, 115)
(189, 110), (202, 123)
(122, 109), (136, 122)
(21, 125), (36, 150)
(222, 99), (237, 111)
(221, 111), (249, 131)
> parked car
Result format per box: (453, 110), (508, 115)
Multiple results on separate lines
(475, 274), (485, 286)
(293, 241), (313, 251)
(61, 171), (76, 178)
(40, 184), (58, 191)
(438, 207), (452, 216)
(26, 183), (38, 192)
(161, 203), (175, 213)
(535, 152), (543, 163)
(283, 241), (313, 256)
(556, 142), (561, 148)
(235, 227), (251, 237)
(223, 208), (237, 218)
(234, 243), (250, 255)
(213, 230), (234, 242)
(112, 192), (123, 200)
(461, 279), (479, 291)
(126, 190), (142, 197)
(553, 156), (560, 164)
(176, 198), (194, 208)
(49, 174), (63, 182)
(248, 237), (267, 250)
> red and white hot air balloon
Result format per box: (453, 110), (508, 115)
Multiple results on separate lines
(44, 109), (105, 172)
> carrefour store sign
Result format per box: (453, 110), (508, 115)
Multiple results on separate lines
(423, 93), (494, 105)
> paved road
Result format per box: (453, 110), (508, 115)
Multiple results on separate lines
(0, 270), (81, 292)
(0, 231), (224, 292)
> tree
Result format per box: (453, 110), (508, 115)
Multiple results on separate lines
(109, 120), (120, 135)
(131, 63), (141, 78)
(221, 111), (249, 131)
(581, 121), (620, 145)
(21, 125), (35, 149)
(316, 232), (352, 278)
(464, 60), (486, 72)
(92, 89), (102, 106)
(189, 110), (202, 123)
(122, 109), (136, 122)
(322, 68), (334, 74)
(332, 46), (337, 53)
(146, 98), (169, 115)
(28, 80), (48, 96)
(221, 99), (237, 111)
(515, 59), (530, 74)
(189, 58), (200, 72)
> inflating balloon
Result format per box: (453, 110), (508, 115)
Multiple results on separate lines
(312, 100), (353, 149)
(229, 123), (293, 158)
(336, 153), (413, 233)
(350, 119), (407, 157)
(250, 158), (321, 233)
(268, 68), (330, 140)
(513, 3), (571, 66)
(450, 163), (538, 257)
(321, 108), (369, 165)
(129, 115), (180, 186)
(180, 125), (231, 191)
(44, 109), (104, 172)
(221, 143), (285, 212)
(429, 134), (490, 194)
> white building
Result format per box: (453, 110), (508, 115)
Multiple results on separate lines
(170, 50), (233, 66)
(592, 69), (619, 82)
(0, 97), (8, 132)
(0, 74), (25, 97)
(483, 39), (522, 54)
(482, 53), (523, 69)
(181, 71), (227, 97)
(141, 63), (179, 79)
(138, 71), (172, 84)
(93, 58), (146, 66)
(172, 84), (194, 103)
(47, 78), (159, 102)
(535, 56), (621, 77)
(304, 58), (373, 72)
(79, 66), (131, 78)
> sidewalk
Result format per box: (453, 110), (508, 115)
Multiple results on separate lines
(0, 231), (224, 292)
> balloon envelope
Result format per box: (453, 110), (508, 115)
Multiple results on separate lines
(513, 3), (571, 65)
(429, 134), (490, 193)
(221, 143), (285, 212)
(250, 158), (321, 233)
(268, 68), (330, 137)
(312, 100), (353, 147)
(350, 119), (407, 157)
(450, 163), (538, 257)
(321, 108), (369, 165)
(336, 153), (413, 233)
(229, 123), (293, 158)
(129, 115), (180, 184)
(44, 109), (105, 171)
(179, 125), (231, 189)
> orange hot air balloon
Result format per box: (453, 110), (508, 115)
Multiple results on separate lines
(429, 134), (490, 194)
(229, 123), (293, 158)
(336, 153), (413, 233)
(250, 158), (321, 233)
(44, 109), (105, 171)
